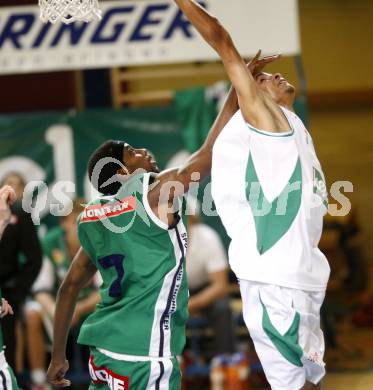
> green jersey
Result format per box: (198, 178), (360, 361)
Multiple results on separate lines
(77, 173), (188, 357)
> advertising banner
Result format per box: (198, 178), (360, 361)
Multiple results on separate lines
(0, 0), (300, 74)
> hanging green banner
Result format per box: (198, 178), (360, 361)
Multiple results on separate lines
(0, 107), (183, 225)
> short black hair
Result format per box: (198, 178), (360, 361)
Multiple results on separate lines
(88, 140), (125, 196)
(0, 172), (26, 187)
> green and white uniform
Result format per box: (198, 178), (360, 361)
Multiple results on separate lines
(0, 292), (19, 390)
(78, 172), (188, 389)
(211, 107), (330, 390)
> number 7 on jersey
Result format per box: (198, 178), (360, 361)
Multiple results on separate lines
(98, 254), (125, 298)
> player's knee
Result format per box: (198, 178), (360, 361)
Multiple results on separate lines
(25, 309), (43, 329)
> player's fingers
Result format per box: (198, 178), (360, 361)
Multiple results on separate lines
(258, 54), (281, 65)
(268, 53), (281, 62)
(254, 54), (282, 74)
(50, 378), (71, 387)
(246, 49), (262, 67)
(261, 53), (281, 60)
(47, 370), (70, 386)
(252, 49), (262, 63)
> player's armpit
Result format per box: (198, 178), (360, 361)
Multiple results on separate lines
(147, 85), (239, 214)
(147, 50), (281, 211)
(63, 248), (97, 291)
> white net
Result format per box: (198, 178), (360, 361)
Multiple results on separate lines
(39, 0), (102, 24)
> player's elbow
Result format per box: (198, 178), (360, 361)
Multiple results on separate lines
(58, 276), (82, 298)
(210, 21), (232, 53)
(216, 279), (229, 298)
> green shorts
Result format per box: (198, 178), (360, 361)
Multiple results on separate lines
(88, 348), (181, 390)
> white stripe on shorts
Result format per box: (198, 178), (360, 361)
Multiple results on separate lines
(146, 358), (173, 390)
(97, 348), (173, 362)
(0, 352), (13, 390)
(3, 367), (12, 390)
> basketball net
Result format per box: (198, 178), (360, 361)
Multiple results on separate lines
(39, 0), (102, 24)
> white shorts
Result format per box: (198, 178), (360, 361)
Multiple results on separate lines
(24, 300), (53, 340)
(0, 351), (18, 389)
(239, 280), (326, 390)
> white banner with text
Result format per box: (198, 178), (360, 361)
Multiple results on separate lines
(0, 0), (300, 74)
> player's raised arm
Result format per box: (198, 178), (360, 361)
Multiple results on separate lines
(174, 0), (264, 123)
(148, 53), (280, 213)
(147, 84), (238, 215)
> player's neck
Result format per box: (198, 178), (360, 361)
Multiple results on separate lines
(283, 102), (294, 112)
(278, 97), (294, 113)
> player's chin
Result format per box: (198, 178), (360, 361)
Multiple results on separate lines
(286, 84), (296, 94)
(149, 162), (160, 173)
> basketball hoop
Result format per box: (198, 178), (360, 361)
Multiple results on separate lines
(39, 0), (102, 24)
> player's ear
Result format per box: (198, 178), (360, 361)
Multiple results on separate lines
(116, 166), (130, 176)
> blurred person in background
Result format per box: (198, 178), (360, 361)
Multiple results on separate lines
(0, 186), (16, 237)
(0, 173), (42, 377)
(186, 200), (235, 356)
(1, 173), (30, 376)
(166, 155), (236, 357)
(25, 199), (101, 390)
(1, 174), (25, 202)
(0, 185), (19, 388)
(319, 211), (368, 367)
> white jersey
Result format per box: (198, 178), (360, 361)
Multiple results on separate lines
(211, 107), (330, 292)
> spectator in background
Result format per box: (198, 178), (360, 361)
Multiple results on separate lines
(0, 173), (42, 373)
(319, 211), (367, 367)
(186, 203), (235, 356)
(0, 186), (16, 238)
(1, 174), (30, 375)
(0, 185), (20, 388)
(1, 174), (25, 202)
(25, 199), (101, 390)
(165, 155), (236, 356)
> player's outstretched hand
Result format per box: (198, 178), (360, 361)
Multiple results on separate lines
(47, 359), (71, 387)
(0, 298), (14, 318)
(247, 49), (281, 76)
